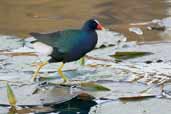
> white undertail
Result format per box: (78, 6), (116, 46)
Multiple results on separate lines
(32, 42), (53, 56)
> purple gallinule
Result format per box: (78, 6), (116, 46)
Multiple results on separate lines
(30, 19), (104, 82)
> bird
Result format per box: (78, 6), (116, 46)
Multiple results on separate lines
(30, 19), (105, 82)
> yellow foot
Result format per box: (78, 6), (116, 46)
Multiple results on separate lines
(57, 63), (69, 83)
(31, 61), (48, 81)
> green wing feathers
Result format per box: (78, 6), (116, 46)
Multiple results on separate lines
(30, 30), (85, 53)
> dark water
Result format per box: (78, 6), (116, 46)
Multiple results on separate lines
(50, 98), (97, 114)
(34, 98), (97, 114)
(1, 97), (97, 114)
(0, 0), (170, 41)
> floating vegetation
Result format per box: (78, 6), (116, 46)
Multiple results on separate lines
(110, 51), (153, 60)
(80, 82), (111, 91)
(6, 83), (17, 107)
(119, 95), (156, 102)
(0, 34), (171, 113)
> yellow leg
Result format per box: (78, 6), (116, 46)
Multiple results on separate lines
(79, 57), (85, 66)
(58, 63), (69, 82)
(31, 61), (48, 81)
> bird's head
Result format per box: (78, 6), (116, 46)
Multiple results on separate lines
(82, 19), (105, 31)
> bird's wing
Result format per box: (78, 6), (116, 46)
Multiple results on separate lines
(30, 30), (85, 53)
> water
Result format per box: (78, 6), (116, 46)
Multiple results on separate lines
(0, 0), (170, 41)
(0, 0), (171, 114)
(1, 98), (97, 114)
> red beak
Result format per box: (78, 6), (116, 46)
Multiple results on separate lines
(97, 24), (105, 30)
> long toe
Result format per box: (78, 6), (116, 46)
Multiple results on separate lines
(31, 61), (48, 82)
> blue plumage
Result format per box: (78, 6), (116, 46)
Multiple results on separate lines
(30, 19), (104, 82)
(30, 19), (104, 63)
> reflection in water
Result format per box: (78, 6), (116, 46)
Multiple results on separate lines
(159, 0), (171, 41)
(7, 98), (97, 114)
(0, 0), (169, 42)
(165, 0), (171, 16)
(51, 98), (97, 114)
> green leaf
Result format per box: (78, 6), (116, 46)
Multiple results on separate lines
(39, 76), (57, 81)
(110, 51), (153, 60)
(6, 83), (17, 107)
(80, 82), (110, 91)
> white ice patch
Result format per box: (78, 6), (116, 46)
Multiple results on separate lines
(12, 46), (35, 53)
(32, 42), (53, 56)
(96, 30), (127, 48)
(129, 27), (143, 35)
